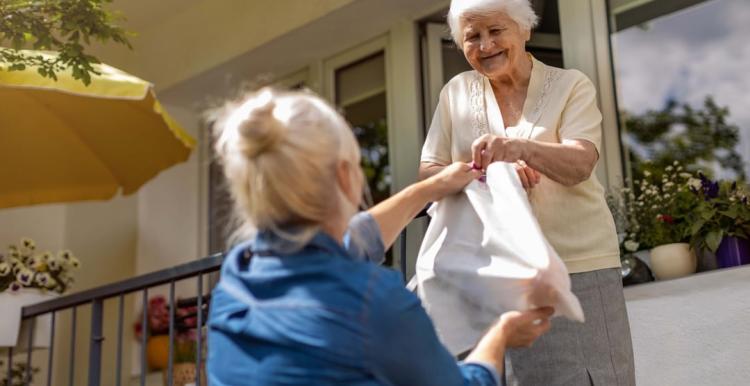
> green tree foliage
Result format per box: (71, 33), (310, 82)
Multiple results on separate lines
(0, 0), (131, 85)
(623, 96), (746, 182)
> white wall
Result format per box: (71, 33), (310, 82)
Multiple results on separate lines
(134, 103), (204, 275)
(0, 205), (67, 253)
(624, 267), (750, 386)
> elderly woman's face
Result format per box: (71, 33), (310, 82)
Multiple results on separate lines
(460, 12), (530, 80)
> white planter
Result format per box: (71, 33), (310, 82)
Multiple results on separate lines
(650, 243), (697, 280)
(0, 289), (57, 349)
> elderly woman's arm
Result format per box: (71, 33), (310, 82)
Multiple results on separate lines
(471, 136), (598, 186)
(472, 75), (603, 187)
(370, 162), (480, 249)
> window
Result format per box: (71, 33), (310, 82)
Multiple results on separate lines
(608, 0), (750, 180)
(334, 52), (391, 206)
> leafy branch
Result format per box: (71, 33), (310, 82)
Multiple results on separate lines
(0, 0), (132, 85)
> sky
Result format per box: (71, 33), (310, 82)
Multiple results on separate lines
(611, 0), (750, 178)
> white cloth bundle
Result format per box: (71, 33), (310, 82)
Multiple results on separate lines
(416, 162), (584, 354)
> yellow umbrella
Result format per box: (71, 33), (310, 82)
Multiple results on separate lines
(0, 50), (195, 209)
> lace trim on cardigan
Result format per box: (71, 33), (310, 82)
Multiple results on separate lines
(530, 67), (563, 121)
(470, 73), (489, 138)
(470, 67), (563, 140)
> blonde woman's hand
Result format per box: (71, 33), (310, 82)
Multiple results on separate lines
(423, 162), (481, 201)
(497, 307), (554, 348)
(466, 307), (554, 374)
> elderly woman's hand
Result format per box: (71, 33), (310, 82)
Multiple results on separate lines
(471, 135), (542, 189)
(515, 160), (541, 189)
(423, 162), (482, 201)
(471, 134), (527, 170)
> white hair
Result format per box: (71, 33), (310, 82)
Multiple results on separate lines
(213, 87), (360, 251)
(447, 0), (539, 46)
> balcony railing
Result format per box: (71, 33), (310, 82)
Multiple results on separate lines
(12, 254), (222, 386)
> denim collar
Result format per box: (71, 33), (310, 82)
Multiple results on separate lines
(250, 228), (348, 257)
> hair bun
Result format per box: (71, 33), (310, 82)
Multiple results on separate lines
(237, 89), (285, 159)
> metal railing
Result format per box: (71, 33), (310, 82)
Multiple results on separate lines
(13, 254), (223, 386)
(11, 208), (428, 386)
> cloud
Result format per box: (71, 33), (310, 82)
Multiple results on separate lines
(611, 0), (750, 177)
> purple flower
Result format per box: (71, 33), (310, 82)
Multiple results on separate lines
(10, 282), (21, 292)
(704, 181), (719, 199)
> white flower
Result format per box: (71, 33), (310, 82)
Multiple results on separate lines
(665, 166), (674, 172)
(624, 240), (640, 252)
(0, 262), (10, 276)
(688, 178), (702, 190)
(16, 269), (34, 286)
(35, 272), (51, 286)
(21, 238), (35, 250)
(68, 256), (80, 268)
(20, 239), (36, 257)
(643, 171), (652, 177)
(651, 205), (658, 210)
(664, 182), (674, 189)
(47, 258), (60, 271)
(58, 250), (73, 260)
(677, 166), (683, 172)
(673, 161), (679, 166)
(664, 194), (671, 199)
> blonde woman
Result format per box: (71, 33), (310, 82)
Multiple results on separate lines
(419, 0), (635, 385)
(206, 88), (553, 386)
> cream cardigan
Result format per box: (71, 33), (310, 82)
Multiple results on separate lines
(421, 56), (620, 273)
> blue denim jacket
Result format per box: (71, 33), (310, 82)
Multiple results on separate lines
(207, 213), (500, 386)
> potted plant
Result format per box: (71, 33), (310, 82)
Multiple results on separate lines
(621, 163), (702, 280)
(606, 188), (654, 286)
(166, 328), (207, 386)
(687, 174), (750, 268)
(0, 238), (80, 348)
(134, 296), (171, 371)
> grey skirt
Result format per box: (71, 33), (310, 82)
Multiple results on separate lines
(504, 268), (636, 386)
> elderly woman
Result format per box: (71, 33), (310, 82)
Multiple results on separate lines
(419, 1), (635, 385)
(207, 88), (554, 386)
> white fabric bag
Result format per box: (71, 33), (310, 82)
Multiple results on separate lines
(416, 162), (584, 354)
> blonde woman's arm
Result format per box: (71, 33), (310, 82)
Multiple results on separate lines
(370, 162), (480, 249)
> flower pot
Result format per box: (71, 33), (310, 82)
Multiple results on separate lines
(716, 236), (750, 268)
(0, 289), (57, 348)
(163, 362), (207, 386)
(650, 243), (697, 280)
(621, 254), (654, 286)
(147, 335), (170, 371)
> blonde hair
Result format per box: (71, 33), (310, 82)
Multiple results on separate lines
(213, 88), (360, 251)
(447, 0), (539, 46)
